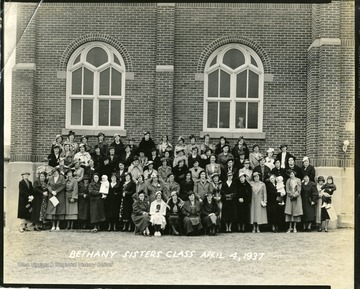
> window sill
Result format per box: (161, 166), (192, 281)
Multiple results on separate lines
(62, 128), (127, 137)
(200, 131), (266, 139)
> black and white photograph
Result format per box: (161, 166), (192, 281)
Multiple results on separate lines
(2, 0), (356, 288)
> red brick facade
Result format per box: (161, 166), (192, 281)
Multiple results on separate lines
(11, 2), (354, 167)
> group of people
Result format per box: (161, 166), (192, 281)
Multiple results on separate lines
(17, 131), (337, 236)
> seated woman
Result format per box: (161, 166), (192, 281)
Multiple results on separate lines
(181, 191), (203, 236)
(167, 191), (184, 235)
(150, 191), (167, 236)
(201, 191), (220, 236)
(163, 173), (180, 201)
(132, 190), (151, 236)
(179, 171), (194, 202)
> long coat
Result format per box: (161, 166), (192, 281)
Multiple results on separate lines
(46, 174), (66, 220)
(235, 180), (252, 224)
(121, 180), (136, 221)
(78, 181), (90, 221)
(18, 179), (33, 220)
(105, 181), (122, 222)
(221, 180), (238, 223)
(301, 181), (318, 222)
(88, 181), (106, 224)
(284, 177), (303, 218)
(181, 199), (203, 234)
(266, 180), (283, 225)
(201, 198), (220, 228)
(131, 199), (151, 232)
(31, 180), (48, 223)
(194, 179), (212, 200)
(249, 181), (268, 225)
(65, 178), (78, 220)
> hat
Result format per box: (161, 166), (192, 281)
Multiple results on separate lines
(146, 160), (154, 166)
(177, 158), (185, 165)
(205, 191), (214, 196)
(239, 172), (247, 178)
(21, 172), (30, 176)
(205, 147), (213, 153)
(317, 176), (325, 182)
(108, 146), (115, 151)
(133, 156), (139, 161)
(219, 136), (226, 140)
(302, 156), (310, 162)
(81, 135), (88, 140)
(97, 132), (105, 137)
(155, 191), (162, 197)
(191, 146), (199, 151)
(266, 148), (274, 153)
(211, 172), (219, 179)
(78, 143), (86, 148)
(177, 136), (185, 143)
(238, 136), (244, 140)
(189, 134), (196, 140)
(280, 144), (287, 149)
(222, 144), (230, 149)
(94, 144), (100, 150)
(239, 151), (245, 156)
(138, 190), (146, 196)
(226, 158), (234, 163)
(143, 131), (150, 135)
(161, 157), (168, 163)
(170, 191), (178, 197)
(124, 144), (131, 150)
(68, 130), (75, 136)
(244, 159), (250, 164)
(287, 169), (297, 176)
(114, 133), (120, 138)
(187, 190), (195, 196)
(55, 134), (62, 140)
(63, 141), (70, 147)
(151, 147), (157, 152)
(66, 169), (74, 175)
(53, 144), (61, 150)
(252, 171), (261, 177)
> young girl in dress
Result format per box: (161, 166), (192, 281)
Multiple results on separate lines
(150, 191), (167, 236)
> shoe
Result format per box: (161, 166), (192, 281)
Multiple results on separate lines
(158, 231), (161, 237)
(256, 228), (261, 233)
(56, 227), (60, 231)
(50, 227), (55, 232)
(252, 229), (256, 233)
(293, 228), (297, 233)
(324, 229), (328, 232)
(287, 229), (293, 233)
(19, 228), (25, 233)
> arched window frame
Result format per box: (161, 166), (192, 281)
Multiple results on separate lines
(66, 41), (126, 130)
(203, 43), (264, 134)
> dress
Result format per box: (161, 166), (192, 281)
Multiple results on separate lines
(18, 179), (33, 220)
(78, 181), (90, 221)
(284, 177), (303, 222)
(65, 178), (78, 220)
(221, 180), (238, 223)
(235, 180), (252, 225)
(181, 200), (203, 234)
(121, 180), (136, 221)
(88, 181), (106, 224)
(131, 199), (151, 232)
(150, 200), (167, 229)
(46, 174), (66, 220)
(31, 180), (47, 223)
(201, 198), (220, 228)
(105, 181), (122, 222)
(249, 181), (268, 225)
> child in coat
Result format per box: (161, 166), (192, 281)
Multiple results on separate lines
(321, 176), (336, 209)
(275, 176), (286, 206)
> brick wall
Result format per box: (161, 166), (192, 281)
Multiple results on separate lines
(11, 2), (354, 166)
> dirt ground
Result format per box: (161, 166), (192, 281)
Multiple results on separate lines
(3, 227), (354, 287)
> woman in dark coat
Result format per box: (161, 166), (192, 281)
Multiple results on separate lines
(301, 174), (318, 231)
(89, 173), (105, 232)
(120, 172), (136, 231)
(221, 172), (238, 232)
(110, 133), (125, 157)
(78, 175), (91, 228)
(201, 191), (220, 236)
(167, 191), (184, 235)
(132, 190), (151, 236)
(235, 172), (252, 232)
(173, 159), (189, 184)
(182, 191), (203, 236)
(46, 168), (66, 231)
(271, 159), (287, 180)
(105, 173), (122, 231)
(18, 172), (33, 232)
(138, 131), (156, 159)
(232, 136), (250, 164)
(299, 156), (316, 182)
(179, 171), (194, 202)
(121, 145), (134, 170)
(92, 145), (105, 176)
(266, 174), (282, 233)
(48, 145), (61, 168)
(31, 172), (48, 230)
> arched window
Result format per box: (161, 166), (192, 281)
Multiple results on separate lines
(203, 44), (264, 133)
(66, 42), (125, 130)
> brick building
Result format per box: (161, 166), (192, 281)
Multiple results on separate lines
(5, 1), (354, 229)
